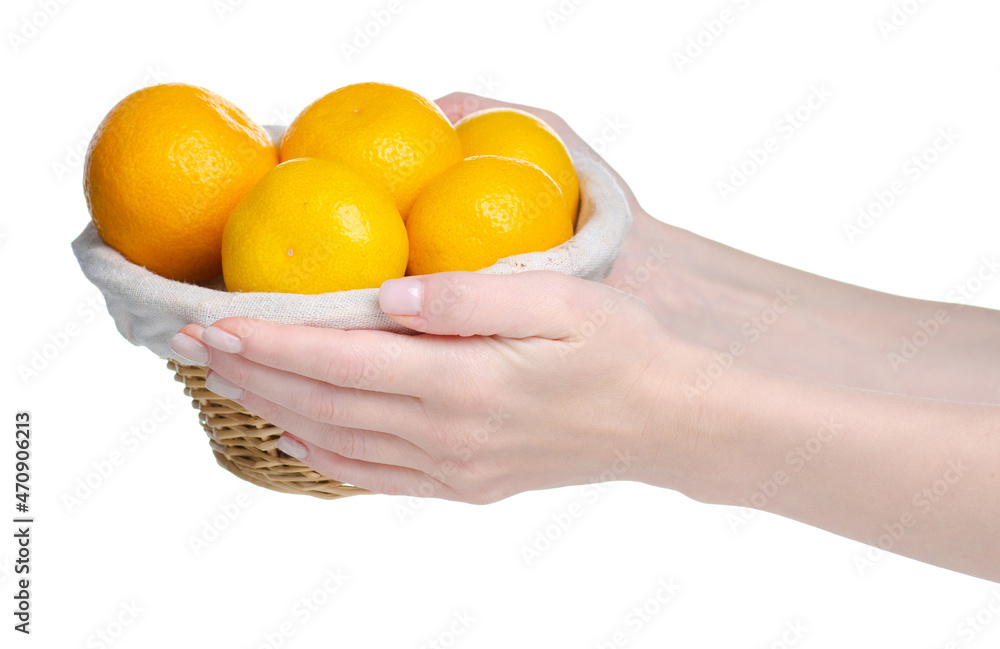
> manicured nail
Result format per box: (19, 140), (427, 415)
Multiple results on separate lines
(169, 332), (210, 365)
(379, 278), (422, 316)
(277, 434), (308, 459)
(202, 326), (244, 354)
(205, 371), (245, 401)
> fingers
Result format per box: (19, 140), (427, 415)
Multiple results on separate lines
(434, 92), (645, 214)
(184, 331), (426, 436)
(280, 434), (454, 499)
(434, 92), (586, 151)
(231, 389), (433, 472)
(434, 92), (554, 125)
(378, 269), (615, 340)
(212, 361), (418, 436)
(187, 319), (430, 397)
(434, 92), (510, 123)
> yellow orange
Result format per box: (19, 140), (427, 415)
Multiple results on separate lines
(280, 82), (463, 219)
(406, 155), (573, 275)
(455, 108), (579, 224)
(84, 83), (278, 282)
(222, 158), (407, 294)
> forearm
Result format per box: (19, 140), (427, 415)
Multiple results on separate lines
(666, 357), (1000, 581)
(634, 213), (1000, 403)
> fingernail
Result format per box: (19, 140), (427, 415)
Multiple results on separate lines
(205, 371), (245, 401)
(203, 326), (243, 354)
(379, 278), (423, 316)
(169, 332), (210, 365)
(277, 434), (308, 459)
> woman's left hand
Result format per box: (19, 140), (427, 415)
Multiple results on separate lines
(169, 270), (708, 504)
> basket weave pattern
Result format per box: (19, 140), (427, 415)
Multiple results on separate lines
(169, 361), (372, 500)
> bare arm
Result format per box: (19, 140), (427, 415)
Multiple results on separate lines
(435, 92), (1000, 404)
(661, 354), (1000, 582)
(175, 268), (1000, 581)
(618, 212), (1000, 404)
(168, 93), (1000, 584)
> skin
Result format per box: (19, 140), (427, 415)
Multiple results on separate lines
(170, 93), (1000, 582)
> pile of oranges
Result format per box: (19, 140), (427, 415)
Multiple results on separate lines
(83, 82), (579, 294)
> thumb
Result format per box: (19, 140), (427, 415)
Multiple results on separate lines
(378, 271), (609, 339)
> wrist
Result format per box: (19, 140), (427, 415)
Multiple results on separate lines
(634, 340), (801, 507)
(630, 219), (772, 348)
(624, 334), (752, 502)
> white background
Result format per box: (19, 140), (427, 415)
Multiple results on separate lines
(3, 0), (1000, 647)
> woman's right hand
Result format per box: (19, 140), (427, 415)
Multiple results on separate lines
(435, 93), (763, 345)
(433, 92), (682, 315)
(435, 92), (1000, 404)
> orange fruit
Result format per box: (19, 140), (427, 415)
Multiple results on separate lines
(279, 82), (463, 220)
(455, 108), (580, 224)
(222, 158), (407, 294)
(406, 155), (573, 276)
(84, 83), (278, 282)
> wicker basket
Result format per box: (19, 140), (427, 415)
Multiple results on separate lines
(168, 360), (372, 500)
(73, 145), (630, 500)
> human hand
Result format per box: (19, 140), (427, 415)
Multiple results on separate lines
(433, 92), (680, 311)
(432, 95), (1000, 405)
(169, 271), (713, 504)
